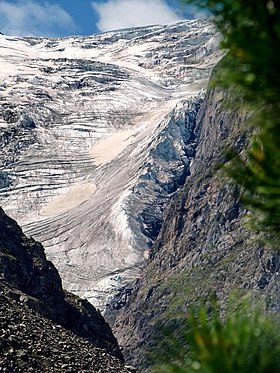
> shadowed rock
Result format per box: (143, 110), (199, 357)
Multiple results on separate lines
(0, 207), (136, 371)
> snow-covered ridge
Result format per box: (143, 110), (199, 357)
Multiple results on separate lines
(0, 20), (222, 309)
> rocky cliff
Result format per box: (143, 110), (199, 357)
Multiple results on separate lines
(0, 207), (134, 372)
(110, 77), (280, 370)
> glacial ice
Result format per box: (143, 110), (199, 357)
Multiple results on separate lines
(0, 20), (223, 310)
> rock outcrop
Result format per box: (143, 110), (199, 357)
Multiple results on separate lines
(0, 207), (134, 371)
(111, 77), (280, 370)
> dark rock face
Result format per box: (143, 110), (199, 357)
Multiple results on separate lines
(0, 207), (64, 306)
(0, 207), (135, 371)
(112, 83), (280, 369)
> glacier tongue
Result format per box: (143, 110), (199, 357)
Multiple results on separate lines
(0, 20), (222, 310)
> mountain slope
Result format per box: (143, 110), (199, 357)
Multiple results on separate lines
(0, 288), (133, 372)
(0, 206), (121, 357)
(0, 206), (135, 371)
(0, 20), (222, 309)
(111, 76), (280, 370)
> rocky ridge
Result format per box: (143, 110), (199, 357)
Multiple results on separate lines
(0, 207), (134, 371)
(0, 283), (134, 373)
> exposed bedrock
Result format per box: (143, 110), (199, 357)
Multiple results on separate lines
(111, 81), (280, 370)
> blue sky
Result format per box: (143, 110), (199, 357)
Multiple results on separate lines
(0, 0), (202, 37)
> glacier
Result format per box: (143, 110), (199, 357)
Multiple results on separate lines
(0, 20), (222, 310)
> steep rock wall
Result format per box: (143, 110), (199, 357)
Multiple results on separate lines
(111, 82), (280, 370)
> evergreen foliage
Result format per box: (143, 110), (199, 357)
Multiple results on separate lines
(152, 297), (280, 373)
